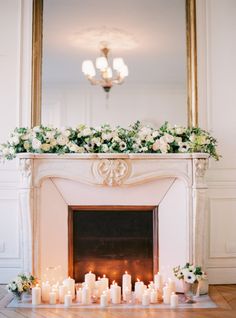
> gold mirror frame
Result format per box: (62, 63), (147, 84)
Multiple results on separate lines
(31, 0), (198, 127)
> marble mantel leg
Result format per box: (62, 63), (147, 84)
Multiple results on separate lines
(192, 158), (209, 269)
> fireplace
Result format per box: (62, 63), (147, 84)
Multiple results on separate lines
(68, 206), (158, 285)
(17, 153), (209, 291)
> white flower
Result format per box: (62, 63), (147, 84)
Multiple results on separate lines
(9, 135), (20, 146)
(77, 146), (85, 153)
(91, 137), (101, 146)
(56, 135), (69, 146)
(178, 142), (190, 153)
(33, 126), (41, 133)
(67, 142), (78, 152)
(119, 141), (127, 151)
(175, 127), (186, 135)
(41, 143), (51, 152)
(175, 137), (182, 144)
(102, 133), (112, 141)
(82, 128), (92, 136)
(160, 144), (169, 153)
(101, 144), (109, 152)
(46, 131), (56, 139)
(152, 130), (159, 138)
(162, 133), (175, 143)
(32, 138), (41, 150)
(23, 141), (30, 150)
(184, 272), (196, 284)
(50, 139), (57, 147)
(146, 135), (154, 143)
(62, 129), (71, 137)
(152, 140), (160, 151)
(113, 136), (121, 143)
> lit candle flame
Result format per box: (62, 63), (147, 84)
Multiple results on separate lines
(89, 271), (92, 273)
(98, 277), (101, 280)
(36, 283), (39, 287)
(137, 278), (140, 282)
(103, 274), (106, 278)
(112, 280), (116, 285)
(68, 291), (71, 295)
(125, 271), (128, 274)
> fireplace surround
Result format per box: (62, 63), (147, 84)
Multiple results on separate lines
(18, 153), (209, 290)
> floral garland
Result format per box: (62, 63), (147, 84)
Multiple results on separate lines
(0, 121), (219, 160)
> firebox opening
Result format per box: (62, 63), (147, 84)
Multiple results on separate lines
(68, 206), (158, 286)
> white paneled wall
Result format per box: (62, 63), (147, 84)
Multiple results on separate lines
(0, 0), (236, 283)
(0, 0), (32, 283)
(197, 0), (236, 283)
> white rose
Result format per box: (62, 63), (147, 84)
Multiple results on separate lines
(23, 141), (30, 150)
(113, 136), (121, 143)
(21, 133), (30, 141)
(33, 126), (41, 133)
(152, 130), (159, 138)
(175, 137), (182, 144)
(67, 142), (79, 152)
(41, 143), (51, 152)
(50, 138), (57, 147)
(77, 146), (85, 153)
(91, 137), (101, 146)
(2, 147), (10, 156)
(82, 128), (92, 136)
(152, 140), (160, 151)
(46, 131), (56, 139)
(146, 135), (154, 142)
(163, 133), (175, 143)
(62, 129), (71, 137)
(56, 135), (69, 146)
(9, 135), (20, 146)
(101, 144), (109, 152)
(32, 138), (41, 150)
(102, 133), (112, 141)
(175, 127), (186, 135)
(160, 144), (169, 153)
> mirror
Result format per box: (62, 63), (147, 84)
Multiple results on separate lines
(31, 0), (198, 128)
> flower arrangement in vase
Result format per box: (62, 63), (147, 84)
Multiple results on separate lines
(173, 263), (208, 303)
(6, 273), (37, 301)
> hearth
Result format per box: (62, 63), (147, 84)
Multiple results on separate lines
(68, 206), (158, 286)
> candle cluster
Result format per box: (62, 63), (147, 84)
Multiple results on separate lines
(31, 271), (179, 307)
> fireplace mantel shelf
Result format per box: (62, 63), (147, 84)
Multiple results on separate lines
(17, 153), (209, 160)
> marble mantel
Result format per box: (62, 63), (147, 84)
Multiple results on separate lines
(17, 153), (209, 279)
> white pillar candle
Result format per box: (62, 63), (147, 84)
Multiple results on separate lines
(124, 287), (132, 302)
(76, 288), (82, 303)
(150, 290), (158, 304)
(95, 277), (104, 297)
(170, 292), (179, 308)
(64, 291), (72, 307)
(32, 284), (41, 305)
(101, 275), (109, 291)
(104, 288), (111, 303)
(154, 272), (163, 290)
(163, 285), (171, 304)
(59, 285), (67, 303)
(142, 292), (150, 306)
(82, 286), (91, 305)
(49, 290), (57, 305)
(42, 281), (50, 302)
(110, 283), (121, 304)
(168, 278), (176, 293)
(100, 292), (108, 307)
(122, 271), (132, 300)
(85, 271), (96, 291)
(63, 277), (75, 299)
(134, 280), (145, 302)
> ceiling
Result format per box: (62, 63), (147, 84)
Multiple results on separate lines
(42, 0), (186, 86)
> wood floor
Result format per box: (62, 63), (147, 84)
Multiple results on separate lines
(0, 285), (236, 318)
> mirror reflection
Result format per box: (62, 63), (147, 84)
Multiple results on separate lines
(42, 0), (187, 128)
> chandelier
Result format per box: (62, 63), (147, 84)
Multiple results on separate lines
(82, 46), (128, 93)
